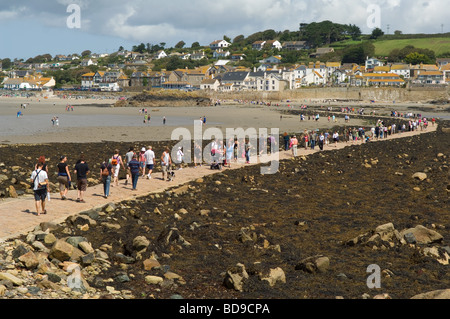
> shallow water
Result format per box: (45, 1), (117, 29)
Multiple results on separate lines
(0, 113), (215, 137)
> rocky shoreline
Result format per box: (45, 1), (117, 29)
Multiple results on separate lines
(0, 122), (449, 299)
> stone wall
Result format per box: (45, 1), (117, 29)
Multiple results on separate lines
(205, 87), (450, 103)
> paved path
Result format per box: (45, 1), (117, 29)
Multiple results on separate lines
(0, 125), (437, 242)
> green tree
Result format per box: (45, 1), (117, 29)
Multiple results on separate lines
(81, 50), (91, 57)
(370, 28), (384, 39)
(1, 58), (12, 69)
(342, 45), (365, 64)
(175, 41), (186, 49)
(132, 43), (146, 53)
(191, 42), (201, 49)
(404, 52), (432, 64)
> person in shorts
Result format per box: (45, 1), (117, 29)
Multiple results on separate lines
(57, 155), (71, 200)
(144, 146), (155, 179)
(74, 154), (90, 203)
(124, 146), (135, 186)
(161, 147), (172, 181)
(30, 162), (49, 216)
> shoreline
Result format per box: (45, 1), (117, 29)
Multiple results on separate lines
(1, 95), (448, 145)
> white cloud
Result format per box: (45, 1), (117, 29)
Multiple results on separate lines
(1, 0), (449, 47)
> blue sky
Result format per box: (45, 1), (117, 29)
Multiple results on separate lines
(0, 0), (449, 60)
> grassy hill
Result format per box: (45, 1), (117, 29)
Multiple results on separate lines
(373, 37), (450, 56)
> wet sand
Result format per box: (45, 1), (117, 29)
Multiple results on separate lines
(0, 96), (369, 144)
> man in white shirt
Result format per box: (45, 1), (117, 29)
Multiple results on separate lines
(176, 147), (184, 170)
(144, 146), (155, 179)
(30, 162), (49, 216)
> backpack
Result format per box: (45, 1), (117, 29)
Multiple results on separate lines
(101, 165), (110, 176)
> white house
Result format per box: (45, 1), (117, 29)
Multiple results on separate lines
(81, 59), (96, 67)
(252, 41), (266, 50)
(390, 64), (411, 79)
(200, 78), (220, 91)
(210, 40), (231, 50)
(252, 40), (282, 51)
(213, 49), (230, 59)
(257, 72), (289, 92)
(265, 40), (282, 50)
(365, 57), (384, 70)
(154, 50), (168, 59)
(263, 55), (282, 64)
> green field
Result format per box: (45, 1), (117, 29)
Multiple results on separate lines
(374, 37), (450, 56)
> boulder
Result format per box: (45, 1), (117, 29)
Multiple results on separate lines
(400, 225), (443, 245)
(145, 275), (163, 285)
(79, 242), (95, 254)
(295, 255), (330, 274)
(143, 258), (161, 271)
(0, 272), (24, 286)
(223, 263), (249, 292)
(260, 267), (286, 287)
(412, 172), (427, 181)
(411, 289), (450, 299)
(50, 239), (74, 261)
(44, 233), (57, 246)
(8, 185), (18, 198)
(132, 236), (150, 252)
(18, 251), (39, 270)
(66, 236), (87, 248)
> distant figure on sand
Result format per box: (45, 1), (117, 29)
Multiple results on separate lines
(163, 116), (166, 125)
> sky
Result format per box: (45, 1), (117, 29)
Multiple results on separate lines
(0, 0), (449, 60)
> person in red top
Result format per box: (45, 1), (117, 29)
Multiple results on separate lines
(303, 131), (309, 150)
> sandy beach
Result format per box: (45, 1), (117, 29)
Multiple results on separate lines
(0, 96), (372, 144)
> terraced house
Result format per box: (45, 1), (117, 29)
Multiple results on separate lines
(360, 73), (405, 86)
(3, 74), (55, 90)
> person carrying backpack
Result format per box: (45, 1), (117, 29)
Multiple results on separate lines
(30, 162), (49, 216)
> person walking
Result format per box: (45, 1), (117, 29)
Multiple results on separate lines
(226, 139), (234, 168)
(35, 156), (48, 173)
(194, 142), (202, 167)
(30, 162), (49, 216)
(318, 132), (325, 151)
(291, 135), (298, 157)
(333, 131), (339, 148)
(74, 154), (90, 203)
(310, 131), (317, 150)
(144, 146), (155, 179)
(304, 131), (309, 150)
(99, 158), (112, 198)
(111, 149), (125, 187)
(176, 147), (184, 170)
(57, 155), (71, 200)
(244, 139), (251, 164)
(161, 147), (172, 181)
(127, 154), (141, 190)
(139, 147), (146, 177)
(124, 147), (135, 186)
(283, 133), (290, 151)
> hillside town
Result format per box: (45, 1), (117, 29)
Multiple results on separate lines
(1, 38), (449, 93)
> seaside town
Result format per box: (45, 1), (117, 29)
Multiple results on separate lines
(0, 14), (449, 308)
(1, 22), (450, 93)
